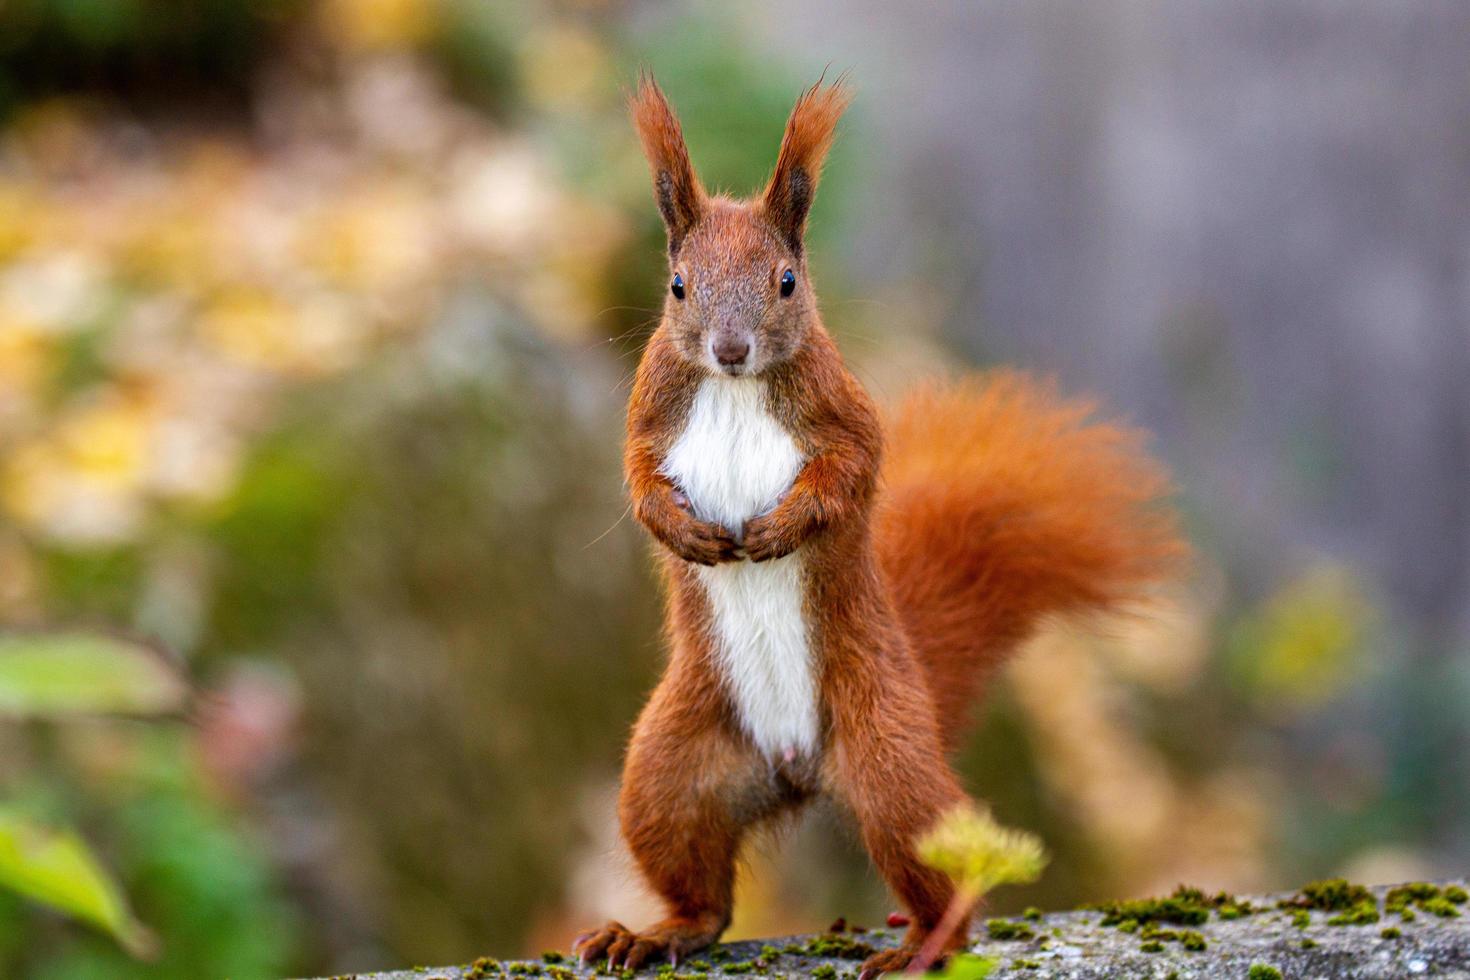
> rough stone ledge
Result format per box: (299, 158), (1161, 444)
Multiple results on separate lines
(316, 878), (1470, 980)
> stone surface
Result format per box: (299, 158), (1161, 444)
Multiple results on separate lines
(313, 879), (1470, 980)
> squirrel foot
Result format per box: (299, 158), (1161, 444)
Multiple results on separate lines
(575, 917), (721, 971)
(857, 944), (946, 980)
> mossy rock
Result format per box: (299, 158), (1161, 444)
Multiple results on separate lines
(310, 878), (1470, 980)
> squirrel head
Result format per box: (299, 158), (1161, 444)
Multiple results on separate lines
(630, 73), (851, 378)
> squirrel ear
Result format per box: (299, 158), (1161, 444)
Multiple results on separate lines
(629, 73), (705, 256)
(763, 75), (851, 255)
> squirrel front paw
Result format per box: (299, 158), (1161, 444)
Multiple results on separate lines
(740, 511), (804, 562)
(667, 517), (742, 565)
(638, 487), (741, 565)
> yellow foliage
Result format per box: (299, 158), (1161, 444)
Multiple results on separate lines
(916, 804), (1047, 900)
(0, 315), (52, 394)
(3, 395), (155, 543)
(524, 25), (613, 111)
(0, 42), (644, 550)
(321, 0), (437, 51)
(0, 181), (41, 261)
(1230, 564), (1370, 707)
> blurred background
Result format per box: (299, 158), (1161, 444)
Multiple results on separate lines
(1, 0), (1467, 976)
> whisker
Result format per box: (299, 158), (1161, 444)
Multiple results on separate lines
(584, 501), (635, 550)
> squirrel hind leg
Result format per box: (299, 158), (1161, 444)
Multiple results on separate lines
(581, 664), (800, 969)
(823, 665), (974, 976)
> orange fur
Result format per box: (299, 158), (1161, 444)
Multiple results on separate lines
(630, 73), (707, 253)
(576, 77), (1187, 979)
(763, 75), (852, 251)
(876, 373), (1186, 748)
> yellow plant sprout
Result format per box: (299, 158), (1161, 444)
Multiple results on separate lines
(908, 805), (1048, 974)
(917, 804), (1048, 899)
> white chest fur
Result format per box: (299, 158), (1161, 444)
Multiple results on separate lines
(660, 378), (818, 759)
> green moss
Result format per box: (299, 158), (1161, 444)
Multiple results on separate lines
(1248, 965), (1283, 980)
(1140, 941), (1164, 953)
(1216, 900), (1256, 920)
(508, 964), (544, 976)
(1011, 960), (1040, 970)
(690, 961), (711, 971)
(1381, 880), (1465, 918)
(1277, 877), (1380, 926)
(1116, 919), (1140, 934)
(467, 959), (504, 980)
(1422, 897), (1461, 918)
(1022, 907), (1042, 921)
(798, 934), (876, 960)
(1327, 900), (1380, 926)
(1386, 883), (1438, 911)
(1281, 878), (1372, 912)
(1092, 885), (1235, 929)
(985, 919), (1035, 941)
(1129, 921), (1206, 953)
(759, 945), (780, 960)
(542, 952), (566, 964)
(812, 966), (837, 980)
(1381, 927), (1402, 939)
(720, 963), (753, 975)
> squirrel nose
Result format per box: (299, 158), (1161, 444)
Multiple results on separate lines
(713, 335), (750, 367)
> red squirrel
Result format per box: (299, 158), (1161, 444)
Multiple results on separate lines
(574, 76), (1184, 978)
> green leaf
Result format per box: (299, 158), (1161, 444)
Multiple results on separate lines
(0, 810), (156, 957)
(930, 953), (996, 980)
(0, 632), (186, 718)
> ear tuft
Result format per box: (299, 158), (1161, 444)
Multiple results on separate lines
(763, 73), (852, 254)
(629, 72), (705, 256)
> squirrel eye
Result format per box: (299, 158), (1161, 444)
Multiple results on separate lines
(671, 273), (686, 300)
(779, 268), (796, 297)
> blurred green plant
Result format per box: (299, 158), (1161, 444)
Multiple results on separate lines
(0, 808), (154, 957)
(0, 633), (185, 718)
(0, 633), (296, 978)
(0, 632), (176, 954)
(1228, 565), (1372, 708)
(911, 805), (1048, 973)
(924, 953), (996, 980)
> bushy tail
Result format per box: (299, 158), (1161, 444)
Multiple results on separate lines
(874, 371), (1186, 748)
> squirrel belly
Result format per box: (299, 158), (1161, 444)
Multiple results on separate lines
(660, 376), (818, 761)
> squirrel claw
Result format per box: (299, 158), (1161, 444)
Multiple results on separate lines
(857, 945), (933, 980)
